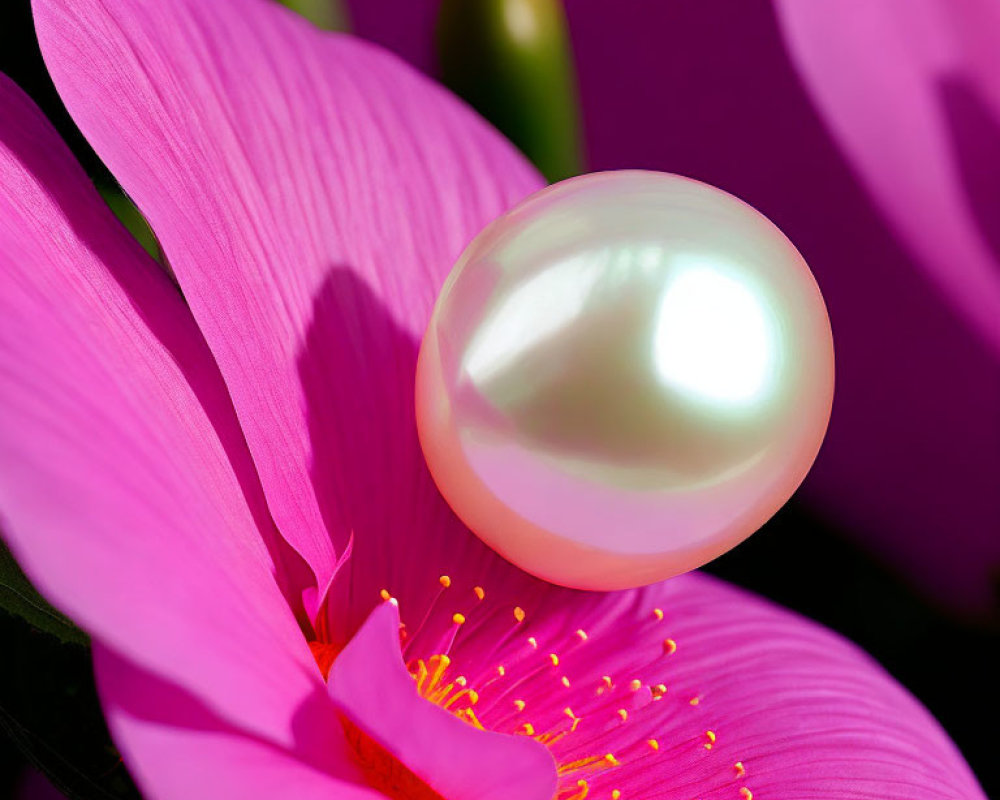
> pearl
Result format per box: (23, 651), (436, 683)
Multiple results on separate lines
(416, 171), (834, 590)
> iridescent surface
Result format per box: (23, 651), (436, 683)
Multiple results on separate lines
(416, 171), (834, 590)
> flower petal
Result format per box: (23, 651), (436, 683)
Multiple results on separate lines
(0, 73), (332, 762)
(94, 646), (383, 800)
(774, 0), (1000, 355)
(430, 571), (986, 799)
(328, 601), (557, 800)
(33, 0), (543, 601)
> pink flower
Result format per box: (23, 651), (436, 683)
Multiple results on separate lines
(0, 0), (986, 798)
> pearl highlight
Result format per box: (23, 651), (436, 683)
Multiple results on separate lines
(416, 171), (834, 590)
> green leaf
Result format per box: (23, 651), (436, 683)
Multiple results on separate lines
(0, 610), (139, 798)
(276, 0), (350, 31)
(437, 0), (584, 182)
(0, 539), (87, 646)
(97, 186), (161, 263)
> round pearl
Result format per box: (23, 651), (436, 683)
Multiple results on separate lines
(416, 171), (834, 590)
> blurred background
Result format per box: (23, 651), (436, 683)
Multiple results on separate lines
(1, 0), (997, 797)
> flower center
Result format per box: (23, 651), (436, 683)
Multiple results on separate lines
(381, 577), (672, 800)
(317, 575), (751, 800)
(406, 648), (618, 800)
(340, 717), (446, 800)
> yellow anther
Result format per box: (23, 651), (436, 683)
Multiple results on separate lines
(602, 675), (613, 688)
(653, 608), (664, 621)
(497, 665), (506, 677)
(521, 722), (535, 736)
(439, 575), (451, 588)
(603, 753), (621, 767)
(647, 739), (659, 751)
(452, 613), (466, 625)
(617, 708), (628, 722)
(689, 696), (700, 706)
(549, 653), (560, 667)
(513, 699), (526, 712)
(455, 675), (467, 687)
(662, 638), (677, 655)
(528, 636), (538, 649)
(734, 761), (746, 777)
(612, 792), (622, 800)
(379, 588), (391, 601)
(562, 706), (581, 732)
(739, 789), (753, 800)
(468, 689), (479, 705)
(473, 585), (485, 601)
(575, 628), (588, 641)
(705, 730), (716, 743)
(561, 675), (571, 688)
(629, 679), (642, 692)
(651, 683), (667, 699)
(513, 606), (526, 623)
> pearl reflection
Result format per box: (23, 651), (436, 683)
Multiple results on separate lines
(653, 260), (777, 408)
(463, 251), (604, 384)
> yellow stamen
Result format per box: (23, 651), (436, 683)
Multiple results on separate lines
(563, 707), (581, 732)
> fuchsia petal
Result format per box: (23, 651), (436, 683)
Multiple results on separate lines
(33, 0), (543, 602)
(775, 0), (1000, 356)
(94, 646), (383, 800)
(329, 601), (557, 800)
(0, 74), (337, 770)
(404, 571), (985, 800)
(764, 0), (1000, 614)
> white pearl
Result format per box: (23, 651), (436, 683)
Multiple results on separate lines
(417, 171), (834, 590)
